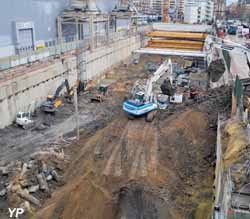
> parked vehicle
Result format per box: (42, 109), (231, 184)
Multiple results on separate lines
(228, 26), (237, 35)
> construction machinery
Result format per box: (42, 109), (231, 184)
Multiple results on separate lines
(65, 79), (85, 103)
(90, 84), (109, 102)
(65, 79), (78, 103)
(41, 81), (65, 113)
(123, 59), (172, 122)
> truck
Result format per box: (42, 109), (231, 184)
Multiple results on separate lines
(16, 112), (34, 129)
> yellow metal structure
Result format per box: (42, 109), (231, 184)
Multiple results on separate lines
(146, 31), (208, 40)
(147, 39), (204, 51)
(146, 31), (207, 51)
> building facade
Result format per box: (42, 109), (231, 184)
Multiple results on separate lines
(0, 0), (116, 58)
(132, 0), (185, 16)
(238, 0), (250, 5)
(132, 0), (162, 15)
(213, 0), (226, 19)
(184, 0), (214, 24)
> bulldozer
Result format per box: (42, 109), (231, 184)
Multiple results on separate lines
(90, 84), (109, 102)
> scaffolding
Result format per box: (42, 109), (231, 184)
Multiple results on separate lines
(57, 10), (110, 51)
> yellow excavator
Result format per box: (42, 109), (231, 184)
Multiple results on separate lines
(42, 81), (65, 113)
(42, 79), (85, 113)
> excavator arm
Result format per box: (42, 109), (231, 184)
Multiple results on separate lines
(53, 81), (66, 101)
(145, 59), (172, 101)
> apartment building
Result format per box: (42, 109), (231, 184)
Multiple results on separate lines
(132, 0), (184, 16)
(168, 0), (185, 14)
(213, 0), (226, 19)
(184, 0), (214, 24)
(132, 0), (162, 15)
(238, 0), (250, 5)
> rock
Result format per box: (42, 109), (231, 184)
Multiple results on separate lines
(46, 175), (53, 181)
(0, 188), (7, 197)
(20, 201), (31, 212)
(0, 166), (9, 176)
(20, 179), (29, 188)
(17, 189), (41, 207)
(11, 184), (21, 193)
(51, 170), (59, 182)
(27, 160), (35, 169)
(28, 185), (39, 193)
(20, 163), (28, 178)
(37, 173), (49, 192)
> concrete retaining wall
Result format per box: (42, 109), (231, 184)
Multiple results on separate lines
(0, 55), (77, 129)
(0, 35), (141, 128)
(84, 35), (140, 80)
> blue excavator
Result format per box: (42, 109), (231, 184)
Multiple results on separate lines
(123, 59), (172, 122)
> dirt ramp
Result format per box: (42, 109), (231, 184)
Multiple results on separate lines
(36, 109), (215, 219)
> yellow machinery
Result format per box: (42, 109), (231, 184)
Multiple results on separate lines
(42, 81), (65, 113)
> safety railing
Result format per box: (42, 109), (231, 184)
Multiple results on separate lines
(0, 30), (137, 72)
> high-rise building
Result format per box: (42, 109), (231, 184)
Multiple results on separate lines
(184, 0), (214, 24)
(213, 0), (226, 19)
(237, 0), (250, 19)
(132, 0), (162, 15)
(132, 0), (185, 16)
(238, 0), (250, 5)
(168, 0), (185, 14)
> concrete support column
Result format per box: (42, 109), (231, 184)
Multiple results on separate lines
(128, 17), (132, 36)
(106, 17), (110, 45)
(75, 18), (79, 41)
(89, 16), (95, 51)
(114, 16), (117, 32)
(57, 16), (63, 44)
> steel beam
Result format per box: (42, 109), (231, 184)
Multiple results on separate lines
(146, 31), (208, 40)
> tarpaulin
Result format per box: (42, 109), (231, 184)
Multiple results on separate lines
(222, 50), (231, 71)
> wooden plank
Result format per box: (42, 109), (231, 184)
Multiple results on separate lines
(146, 31), (208, 40)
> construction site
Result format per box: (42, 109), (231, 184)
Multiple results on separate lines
(0, 1), (250, 219)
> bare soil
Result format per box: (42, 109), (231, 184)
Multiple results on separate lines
(0, 55), (231, 219)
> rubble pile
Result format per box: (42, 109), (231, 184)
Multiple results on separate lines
(0, 139), (73, 217)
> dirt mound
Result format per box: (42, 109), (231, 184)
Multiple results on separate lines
(223, 120), (248, 167)
(36, 108), (215, 219)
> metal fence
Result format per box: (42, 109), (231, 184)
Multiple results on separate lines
(0, 30), (136, 72)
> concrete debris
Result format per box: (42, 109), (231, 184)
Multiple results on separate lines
(28, 185), (40, 193)
(17, 189), (41, 207)
(31, 149), (66, 161)
(0, 166), (9, 176)
(51, 170), (59, 182)
(0, 189), (7, 197)
(20, 201), (31, 213)
(46, 175), (53, 181)
(0, 142), (67, 213)
(37, 173), (49, 193)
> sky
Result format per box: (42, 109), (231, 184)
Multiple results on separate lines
(227, 0), (238, 5)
